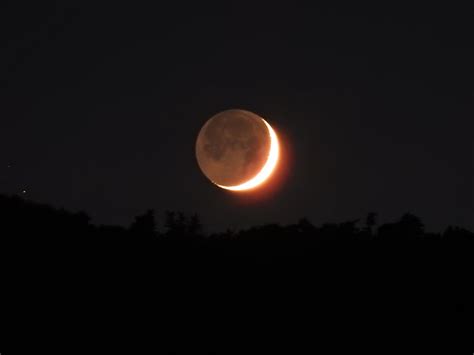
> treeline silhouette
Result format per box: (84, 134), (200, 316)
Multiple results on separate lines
(1, 194), (472, 353)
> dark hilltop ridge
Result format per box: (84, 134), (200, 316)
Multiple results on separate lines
(1, 194), (473, 353)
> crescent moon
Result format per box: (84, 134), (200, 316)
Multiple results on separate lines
(216, 118), (280, 191)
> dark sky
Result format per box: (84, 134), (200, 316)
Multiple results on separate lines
(1, 2), (473, 232)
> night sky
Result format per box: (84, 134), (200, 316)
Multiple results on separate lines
(1, 2), (473, 232)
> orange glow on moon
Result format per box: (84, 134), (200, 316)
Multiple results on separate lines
(216, 118), (280, 191)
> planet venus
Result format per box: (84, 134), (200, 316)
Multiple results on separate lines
(196, 109), (280, 191)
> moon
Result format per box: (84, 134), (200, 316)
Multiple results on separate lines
(196, 109), (280, 191)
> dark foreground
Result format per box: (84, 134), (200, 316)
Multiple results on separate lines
(1, 195), (473, 354)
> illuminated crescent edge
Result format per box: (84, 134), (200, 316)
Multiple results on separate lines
(215, 118), (280, 191)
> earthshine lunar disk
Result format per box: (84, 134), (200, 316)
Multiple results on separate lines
(196, 109), (280, 191)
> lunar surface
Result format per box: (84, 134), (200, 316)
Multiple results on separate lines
(196, 109), (279, 190)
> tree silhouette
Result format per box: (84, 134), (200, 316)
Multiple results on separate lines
(378, 213), (424, 241)
(129, 209), (157, 238)
(364, 212), (377, 236)
(399, 213), (424, 235)
(164, 210), (177, 235)
(188, 213), (203, 237)
(0, 192), (472, 352)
